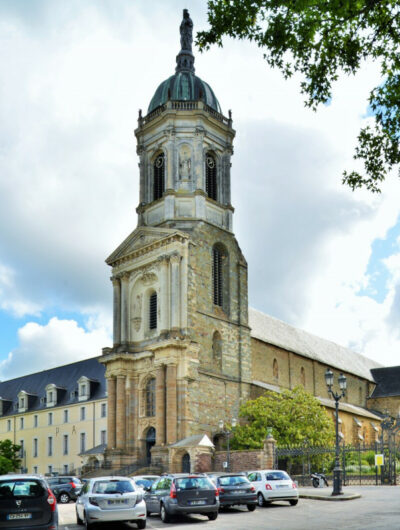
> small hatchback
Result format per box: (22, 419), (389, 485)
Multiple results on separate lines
(47, 476), (82, 504)
(144, 474), (219, 522)
(207, 473), (257, 511)
(247, 469), (299, 506)
(0, 474), (58, 529)
(75, 476), (146, 529)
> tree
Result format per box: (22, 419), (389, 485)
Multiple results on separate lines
(197, 1), (400, 193)
(230, 386), (334, 449)
(0, 440), (21, 474)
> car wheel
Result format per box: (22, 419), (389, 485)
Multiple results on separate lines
(208, 512), (218, 520)
(76, 508), (83, 525)
(83, 511), (93, 529)
(257, 493), (265, 507)
(146, 509), (152, 517)
(59, 492), (70, 504)
(136, 520), (147, 529)
(247, 503), (256, 511)
(160, 503), (171, 523)
(289, 499), (298, 506)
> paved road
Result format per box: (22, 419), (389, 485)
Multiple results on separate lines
(59, 486), (400, 530)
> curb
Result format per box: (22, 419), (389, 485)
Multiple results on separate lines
(300, 493), (361, 501)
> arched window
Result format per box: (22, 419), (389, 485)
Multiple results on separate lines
(300, 367), (306, 387)
(205, 153), (217, 200)
(273, 359), (279, 380)
(153, 153), (165, 201)
(149, 292), (157, 330)
(212, 331), (222, 371)
(145, 378), (156, 417)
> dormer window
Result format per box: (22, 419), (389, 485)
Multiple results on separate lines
(45, 384), (61, 407)
(17, 391), (28, 413)
(78, 376), (94, 402)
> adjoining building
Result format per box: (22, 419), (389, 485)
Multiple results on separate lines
(0, 10), (397, 475)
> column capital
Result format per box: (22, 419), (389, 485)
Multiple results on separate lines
(110, 275), (121, 285)
(170, 252), (181, 265)
(119, 271), (131, 282)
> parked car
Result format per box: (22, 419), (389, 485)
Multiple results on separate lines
(47, 476), (82, 504)
(144, 473), (219, 523)
(75, 476), (146, 529)
(0, 473), (58, 529)
(132, 475), (160, 492)
(247, 470), (299, 506)
(207, 473), (257, 511)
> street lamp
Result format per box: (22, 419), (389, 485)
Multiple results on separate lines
(219, 418), (237, 472)
(325, 368), (347, 496)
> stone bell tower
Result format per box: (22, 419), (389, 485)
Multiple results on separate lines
(101, 10), (251, 471)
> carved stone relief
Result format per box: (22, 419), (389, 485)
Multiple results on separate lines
(179, 145), (191, 180)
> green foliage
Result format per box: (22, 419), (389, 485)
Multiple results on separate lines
(230, 386), (335, 449)
(0, 440), (21, 474)
(197, 1), (400, 192)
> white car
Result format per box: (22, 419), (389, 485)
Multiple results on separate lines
(75, 476), (146, 529)
(247, 470), (299, 507)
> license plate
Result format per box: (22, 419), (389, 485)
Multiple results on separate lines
(233, 490), (246, 494)
(108, 499), (127, 505)
(277, 485), (289, 489)
(7, 513), (32, 520)
(189, 500), (206, 505)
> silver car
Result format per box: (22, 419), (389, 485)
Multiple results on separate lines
(75, 476), (146, 529)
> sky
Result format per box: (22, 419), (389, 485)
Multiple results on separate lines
(0, 0), (400, 379)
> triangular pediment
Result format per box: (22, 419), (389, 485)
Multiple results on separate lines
(106, 226), (187, 266)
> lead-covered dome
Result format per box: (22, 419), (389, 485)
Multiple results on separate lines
(147, 9), (222, 115)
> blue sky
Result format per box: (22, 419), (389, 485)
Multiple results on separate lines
(1, 0), (400, 378)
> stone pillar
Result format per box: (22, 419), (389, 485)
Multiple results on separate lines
(170, 254), (180, 329)
(159, 255), (170, 332)
(112, 277), (121, 346)
(116, 375), (126, 450)
(194, 130), (205, 190)
(120, 272), (130, 344)
(156, 366), (166, 446)
(166, 364), (177, 444)
(165, 130), (176, 190)
(177, 377), (188, 440)
(107, 377), (116, 450)
(128, 375), (139, 454)
(263, 434), (276, 469)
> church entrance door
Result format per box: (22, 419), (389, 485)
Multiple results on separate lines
(146, 427), (156, 465)
(182, 452), (190, 473)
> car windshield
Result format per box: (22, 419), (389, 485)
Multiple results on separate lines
(219, 475), (249, 486)
(266, 472), (290, 481)
(175, 477), (214, 490)
(0, 479), (45, 498)
(92, 480), (134, 494)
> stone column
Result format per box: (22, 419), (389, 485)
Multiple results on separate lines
(159, 255), (170, 333)
(116, 375), (126, 450)
(155, 366), (166, 446)
(107, 377), (116, 450)
(112, 277), (121, 346)
(166, 364), (177, 444)
(120, 272), (130, 344)
(128, 375), (139, 455)
(263, 434), (276, 469)
(170, 254), (180, 329)
(194, 129), (205, 190)
(165, 130), (176, 190)
(177, 377), (188, 441)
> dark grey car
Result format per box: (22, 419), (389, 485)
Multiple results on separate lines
(207, 473), (257, 511)
(144, 474), (219, 523)
(0, 474), (58, 529)
(47, 476), (82, 504)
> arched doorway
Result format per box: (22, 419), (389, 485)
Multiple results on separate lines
(182, 452), (191, 473)
(146, 427), (156, 465)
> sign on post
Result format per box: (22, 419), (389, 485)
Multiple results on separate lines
(375, 454), (384, 467)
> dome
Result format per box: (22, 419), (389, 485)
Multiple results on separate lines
(147, 71), (221, 114)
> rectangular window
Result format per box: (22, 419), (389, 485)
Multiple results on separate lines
(33, 466), (38, 474)
(63, 464), (68, 474)
(48, 465), (52, 474)
(80, 407), (85, 421)
(100, 430), (107, 445)
(101, 403), (107, 418)
(7, 420), (11, 432)
(20, 397), (25, 408)
(64, 409), (68, 423)
(80, 384), (86, 397)
(80, 432), (86, 453)
(20, 417), (24, 430)
(33, 415), (38, 428)
(48, 391), (53, 403)
(33, 438), (38, 458)
(19, 440), (24, 459)
(48, 436), (53, 457)
(63, 434), (68, 455)
(48, 412), (53, 426)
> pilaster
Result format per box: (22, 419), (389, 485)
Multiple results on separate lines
(107, 377), (116, 450)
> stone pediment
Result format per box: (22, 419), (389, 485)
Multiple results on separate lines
(106, 226), (188, 266)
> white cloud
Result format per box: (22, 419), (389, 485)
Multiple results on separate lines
(0, 317), (111, 380)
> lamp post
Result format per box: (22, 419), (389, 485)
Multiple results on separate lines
(325, 369), (347, 496)
(219, 418), (237, 472)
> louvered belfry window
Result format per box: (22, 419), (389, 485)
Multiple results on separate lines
(206, 154), (217, 200)
(153, 153), (165, 201)
(213, 247), (223, 306)
(149, 292), (157, 329)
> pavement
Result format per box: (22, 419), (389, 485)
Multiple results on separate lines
(299, 486), (361, 500)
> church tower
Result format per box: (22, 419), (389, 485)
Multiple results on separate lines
(101, 10), (251, 471)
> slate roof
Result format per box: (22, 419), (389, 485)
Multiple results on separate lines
(0, 356), (106, 416)
(249, 308), (382, 382)
(369, 366), (400, 398)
